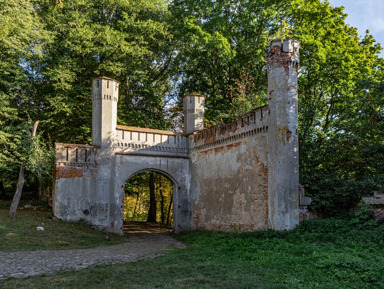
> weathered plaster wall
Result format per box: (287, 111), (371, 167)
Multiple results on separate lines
(188, 39), (300, 232)
(53, 143), (106, 225)
(189, 107), (270, 231)
(54, 143), (121, 234)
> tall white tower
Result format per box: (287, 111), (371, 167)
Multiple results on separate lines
(267, 38), (300, 230)
(183, 93), (206, 135)
(92, 77), (119, 149)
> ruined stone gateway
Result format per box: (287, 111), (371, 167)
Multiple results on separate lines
(53, 39), (301, 234)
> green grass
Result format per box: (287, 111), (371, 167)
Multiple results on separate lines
(0, 200), (128, 251)
(1, 216), (384, 288)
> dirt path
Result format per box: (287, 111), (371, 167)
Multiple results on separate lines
(0, 226), (186, 279)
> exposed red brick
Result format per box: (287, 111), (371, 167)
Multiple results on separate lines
(267, 45), (299, 75)
(56, 166), (83, 179)
(198, 142), (242, 156)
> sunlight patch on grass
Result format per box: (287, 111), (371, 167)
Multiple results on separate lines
(0, 200), (128, 251)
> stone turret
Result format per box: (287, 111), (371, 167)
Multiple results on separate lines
(92, 77), (119, 149)
(267, 38), (300, 230)
(183, 93), (206, 135)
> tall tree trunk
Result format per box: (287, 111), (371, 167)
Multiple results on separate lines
(159, 175), (165, 224)
(9, 120), (39, 218)
(133, 191), (140, 219)
(147, 172), (157, 222)
(9, 165), (25, 218)
(0, 179), (5, 199)
(166, 194), (173, 226)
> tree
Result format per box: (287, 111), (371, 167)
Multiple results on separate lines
(299, 57), (384, 213)
(0, 0), (49, 197)
(1, 0), (175, 199)
(9, 121), (39, 218)
(147, 172), (157, 222)
(169, 0), (383, 213)
(29, 0), (174, 146)
(287, 0), (383, 213)
(169, 0), (289, 124)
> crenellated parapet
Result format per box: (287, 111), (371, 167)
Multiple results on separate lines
(92, 77), (119, 103)
(55, 143), (99, 168)
(190, 105), (269, 152)
(114, 125), (189, 158)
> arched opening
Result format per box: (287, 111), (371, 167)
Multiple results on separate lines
(123, 170), (174, 234)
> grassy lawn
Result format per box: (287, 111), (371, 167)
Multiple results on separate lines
(0, 200), (127, 251)
(1, 214), (384, 288)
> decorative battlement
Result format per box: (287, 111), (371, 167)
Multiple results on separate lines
(114, 125), (189, 157)
(55, 143), (99, 168)
(92, 77), (119, 102)
(190, 105), (269, 151)
(266, 38), (300, 73)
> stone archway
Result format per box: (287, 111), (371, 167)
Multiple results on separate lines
(110, 154), (191, 235)
(122, 169), (175, 233)
(53, 144), (191, 235)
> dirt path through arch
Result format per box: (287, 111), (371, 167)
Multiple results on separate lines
(0, 231), (186, 279)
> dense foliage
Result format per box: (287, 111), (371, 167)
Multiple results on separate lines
(0, 0), (383, 213)
(290, 1), (384, 213)
(0, 0), (50, 196)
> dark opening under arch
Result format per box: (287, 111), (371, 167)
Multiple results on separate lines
(123, 170), (174, 234)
